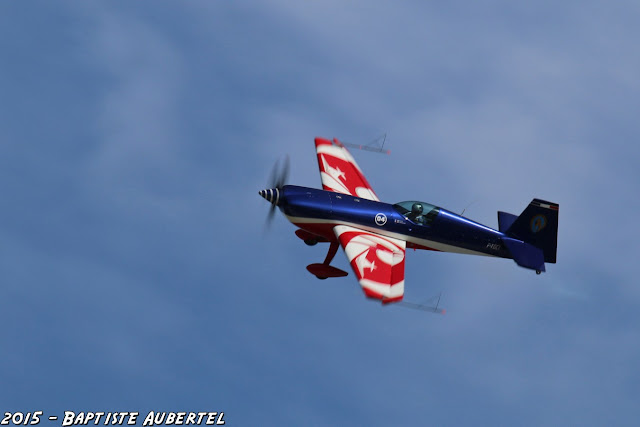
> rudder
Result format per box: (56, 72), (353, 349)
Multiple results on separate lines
(504, 199), (558, 263)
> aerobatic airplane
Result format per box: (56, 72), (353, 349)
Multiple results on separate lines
(259, 137), (558, 307)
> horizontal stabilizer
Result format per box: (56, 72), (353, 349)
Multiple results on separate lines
(497, 211), (518, 233)
(501, 237), (545, 272)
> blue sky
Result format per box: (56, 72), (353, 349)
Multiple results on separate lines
(2, 1), (640, 425)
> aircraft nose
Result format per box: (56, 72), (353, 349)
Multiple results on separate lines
(258, 188), (280, 205)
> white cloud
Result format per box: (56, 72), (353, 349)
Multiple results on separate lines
(75, 4), (192, 219)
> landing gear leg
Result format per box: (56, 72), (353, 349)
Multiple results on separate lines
(536, 270), (541, 275)
(316, 242), (339, 280)
(323, 242), (339, 265)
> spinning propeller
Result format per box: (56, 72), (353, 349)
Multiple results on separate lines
(259, 156), (289, 228)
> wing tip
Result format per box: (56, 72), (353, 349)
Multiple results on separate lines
(381, 295), (404, 305)
(315, 137), (332, 147)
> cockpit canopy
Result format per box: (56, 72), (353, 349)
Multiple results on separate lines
(393, 201), (440, 226)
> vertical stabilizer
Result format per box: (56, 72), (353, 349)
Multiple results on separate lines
(504, 199), (559, 263)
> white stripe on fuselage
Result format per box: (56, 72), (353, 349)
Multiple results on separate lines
(285, 215), (494, 257)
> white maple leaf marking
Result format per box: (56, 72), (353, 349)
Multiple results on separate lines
(355, 248), (376, 277)
(321, 155), (346, 182)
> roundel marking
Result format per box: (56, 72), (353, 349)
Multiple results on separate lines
(375, 213), (387, 226)
(530, 214), (547, 233)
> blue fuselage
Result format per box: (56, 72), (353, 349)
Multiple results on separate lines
(280, 185), (512, 259)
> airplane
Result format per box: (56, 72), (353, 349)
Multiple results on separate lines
(259, 137), (559, 308)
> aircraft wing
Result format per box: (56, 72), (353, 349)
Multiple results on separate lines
(334, 225), (405, 304)
(315, 137), (379, 201)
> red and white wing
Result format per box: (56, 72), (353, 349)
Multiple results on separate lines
(334, 225), (406, 304)
(315, 137), (379, 201)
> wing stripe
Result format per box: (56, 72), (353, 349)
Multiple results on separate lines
(315, 137), (379, 201)
(334, 225), (406, 304)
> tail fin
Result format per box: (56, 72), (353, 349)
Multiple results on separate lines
(503, 199), (559, 263)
